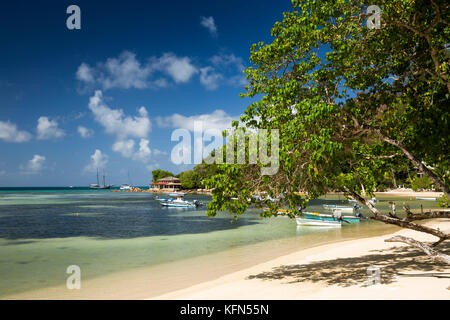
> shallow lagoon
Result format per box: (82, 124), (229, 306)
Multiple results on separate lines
(0, 189), (439, 297)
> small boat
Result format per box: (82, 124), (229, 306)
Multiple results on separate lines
(348, 197), (377, 205)
(303, 211), (361, 223)
(266, 208), (361, 223)
(296, 208), (362, 227)
(120, 172), (133, 190)
(416, 197), (437, 201)
(166, 192), (186, 197)
(158, 195), (202, 208)
(323, 204), (354, 213)
(296, 217), (341, 227)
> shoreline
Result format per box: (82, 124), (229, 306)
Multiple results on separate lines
(152, 219), (450, 300)
(3, 220), (449, 299)
(1, 223), (399, 300)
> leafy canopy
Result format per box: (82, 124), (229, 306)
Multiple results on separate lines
(205, 0), (449, 217)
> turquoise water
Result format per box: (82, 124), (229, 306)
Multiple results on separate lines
(0, 189), (439, 297)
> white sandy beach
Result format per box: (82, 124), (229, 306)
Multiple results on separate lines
(375, 190), (444, 198)
(3, 219), (449, 300)
(153, 219), (450, 300)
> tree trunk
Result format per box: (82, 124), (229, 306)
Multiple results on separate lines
(390, 167), (397, 189)
(385, 235), (450, 264)
(343, 187), (450, 242)
(374, 129), (450, 198)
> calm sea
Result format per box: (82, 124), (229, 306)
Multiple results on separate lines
(0, 188), (438, 297)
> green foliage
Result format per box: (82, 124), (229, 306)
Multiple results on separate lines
(437, 195), (449, 208)
(151, 169), (175, 183)
(154, 162), (219, 190)
(411, 176), (433, 191)
(205, 0), (449, 218)
(179, 170), (200, 189)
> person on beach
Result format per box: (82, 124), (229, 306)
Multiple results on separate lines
(353, 203), (368, 220)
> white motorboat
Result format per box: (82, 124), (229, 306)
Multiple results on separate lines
(416, 197), (437, 201)
(166, 192), (186, 197)
(158, 195), (202, 208)
(296, 217), (341, 227)
(323, 204), (354, 213)
(120, 172), (133, 190)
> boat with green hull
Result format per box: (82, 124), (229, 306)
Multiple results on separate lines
(301, 212), (361, 223)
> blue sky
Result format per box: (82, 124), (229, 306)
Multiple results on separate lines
(0, 0), (293, 186)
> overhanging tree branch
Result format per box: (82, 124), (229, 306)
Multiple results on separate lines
(385, 235), (450, 264)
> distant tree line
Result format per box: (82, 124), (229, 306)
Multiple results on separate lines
(151, 162), (218, 190)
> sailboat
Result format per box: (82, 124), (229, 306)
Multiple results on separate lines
(90, 169), (111, 189)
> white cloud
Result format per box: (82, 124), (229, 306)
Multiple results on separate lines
(200, 16), (218, 36)
(199, 67), (223, 90)
(112, 138), (152, 163)
(0, 121), (32, 143)
(156, 109), (237, 133)
(197, 53), (247, 90)
(84, 149), (108, 173)
(36, 117), (65, 140)
(208, 53), (247, 88)
(75, 51), (248, 91)
(76, 51), (197, 90)
(88, 90), (151, 140)
(210, 53), (244, 71)
(77, 126), (94, 138)
(20, 154), (46, 174)
(76, 63), (95, 83)
(101, 51), (152, 89)
(134, 138), (152, 162)
(77, 51), (152, 90)
(112, 139), (135, 158)
(151, 53), (198, 83)
(87, 91), (157, 164)
(153, 149), (167, 156)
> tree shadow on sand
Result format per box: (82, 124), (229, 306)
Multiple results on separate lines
(247, 242), (450, 287)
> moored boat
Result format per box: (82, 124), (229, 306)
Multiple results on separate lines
(157, 195), (202, 208)
(265, 208), (361, 223)
(120, 172), (133, 190)
(296, 217), (341, 227)
(323, 204), (354, 213)
(90, 169), (111, 189)
(167, 192), (186, 197)
(303, 211), (361, 223)
(416, 197), (437, 201)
